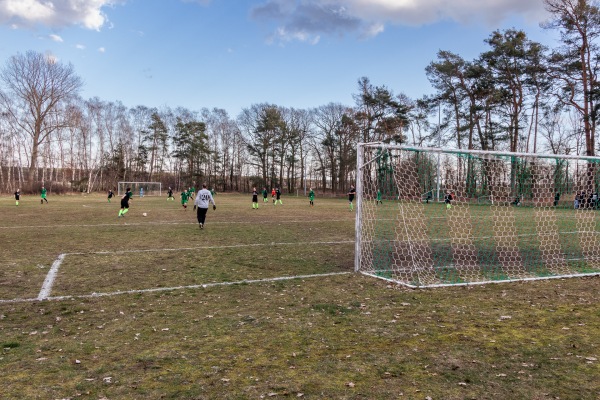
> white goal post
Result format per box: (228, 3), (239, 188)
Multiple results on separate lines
(118, 182), (162, 197)
(355, 143), (600, 288)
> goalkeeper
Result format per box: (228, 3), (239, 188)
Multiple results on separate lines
(193, 183), (216, 230)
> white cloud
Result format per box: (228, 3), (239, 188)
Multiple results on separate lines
(0, 0), (121, 30)
(251, 0), (548, 43)
(269, 26), (321, 45)
(49, 33), (63, 42)
(362, 22), (384, 39)
(45, 51), (58, 64)
(349, 0), (547, 25)
(75, 44), (86, 49)
(98, 47), (105, 53)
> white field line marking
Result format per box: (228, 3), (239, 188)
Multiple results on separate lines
(67, 240), (355, 256)
(0, 219), (354, 230)
(0, 297), (40, 304)
(1, 240), (354, 304)
(37, 254), (66, 300)
(56, 272), (352, 300)
(0, 271), (351, 304)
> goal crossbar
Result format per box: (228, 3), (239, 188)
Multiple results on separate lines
(118, 182), (162, 197)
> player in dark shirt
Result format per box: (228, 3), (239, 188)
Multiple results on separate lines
(14, 189), (20, 206)
(252, 188), (259, 209)
(167, 187), (174, 201)
(107, 189), (114, 203)
(118, 187), (133, 218)
(445, 192), (453, 209)
(262, 187), (268, 203)
(348, 186), (356, 211)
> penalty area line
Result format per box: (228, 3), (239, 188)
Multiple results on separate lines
(60, 271), (352, 300)
(37, 254), (66, 301)
(0, 272), (352, 304)
(0, 218), (354, 230)
(68, 240), (355, 256)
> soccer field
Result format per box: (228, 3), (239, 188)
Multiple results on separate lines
(0, 193), (599, 399)
(0, 194), (355, 301)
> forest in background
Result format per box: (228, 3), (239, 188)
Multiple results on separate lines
(1, 0), (599, 195)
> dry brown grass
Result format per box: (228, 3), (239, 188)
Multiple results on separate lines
(0, 193), (599, 399)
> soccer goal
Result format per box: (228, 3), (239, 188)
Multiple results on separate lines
(118, 182), (162, 197)
(355, 143), (600, 288)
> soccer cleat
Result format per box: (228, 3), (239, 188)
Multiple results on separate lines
(199, 223), (203, 229)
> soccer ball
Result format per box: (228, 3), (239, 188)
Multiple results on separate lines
(142, 212), (147, 217)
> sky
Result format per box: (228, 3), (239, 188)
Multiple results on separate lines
(0, 0), (556, 118)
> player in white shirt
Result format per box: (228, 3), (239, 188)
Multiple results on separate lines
(193, 183), (216, 229)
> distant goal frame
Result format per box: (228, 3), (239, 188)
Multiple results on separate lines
(355, 143), (600, 288)
(118, 182), (162, 197)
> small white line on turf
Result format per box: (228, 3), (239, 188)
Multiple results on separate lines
(37, 254), (66, 301)
(67, 240), (355, 256)
(0, 271), (352, 304)
(0, 297), (39, 304)
(0, 219), (354, 230)
(63, 271), (352, 299)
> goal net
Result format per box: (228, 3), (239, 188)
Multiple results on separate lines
(118, 182), (162, 197)
(355, 144), (600, 288)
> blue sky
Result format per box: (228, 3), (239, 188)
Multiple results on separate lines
(0, 0), (554, 117)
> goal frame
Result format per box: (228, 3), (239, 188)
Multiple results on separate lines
(118, 182), (162, 197)
(355, 143), (600, 288)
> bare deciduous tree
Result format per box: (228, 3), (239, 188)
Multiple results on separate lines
(0, 51), (83, 186)
(543, 0), (600, 156)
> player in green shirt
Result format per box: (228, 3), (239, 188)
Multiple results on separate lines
(40, 186), (48, 204)
(181, 190), (189, 210)
(376, 189), (382, 205)
(188, 186), (195, 199)
(309, 188), (315, 207)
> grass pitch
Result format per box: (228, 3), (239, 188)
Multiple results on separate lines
(0, 193), (599, 399)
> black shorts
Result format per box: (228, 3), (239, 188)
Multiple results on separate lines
(120, 199), (129, 208)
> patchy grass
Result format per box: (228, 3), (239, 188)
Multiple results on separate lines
(0, 193), (599, 399)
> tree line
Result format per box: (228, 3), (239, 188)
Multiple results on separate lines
(0, 0), (598, 195)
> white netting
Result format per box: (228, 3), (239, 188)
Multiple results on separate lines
(355, 144), (600, 287)
(118, 182), (162, 197)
